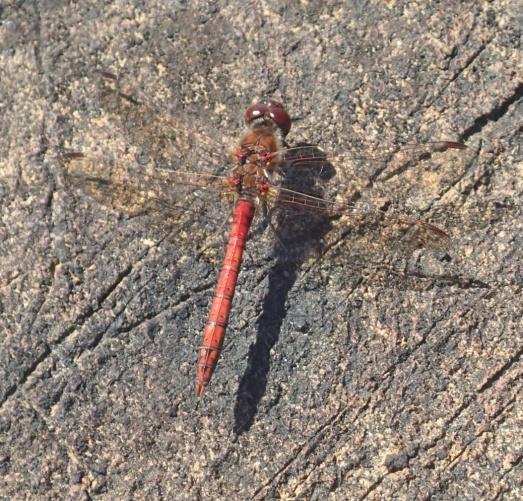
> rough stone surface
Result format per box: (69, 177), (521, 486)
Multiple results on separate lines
(0, 1), (521, 499)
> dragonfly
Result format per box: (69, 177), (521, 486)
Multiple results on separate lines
(62, 71), (468, 396)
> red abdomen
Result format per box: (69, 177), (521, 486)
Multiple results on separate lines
(195, 198), (255, 396)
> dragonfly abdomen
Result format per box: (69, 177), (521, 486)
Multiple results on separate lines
(195, 198), (255, 396)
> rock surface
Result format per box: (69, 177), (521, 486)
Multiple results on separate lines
(0, 1), (521, 499)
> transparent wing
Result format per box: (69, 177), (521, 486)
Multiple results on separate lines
(61, 71), (244, 251)
(282, 141), (466, 165)
(263, 140), (474, 279)
(94, 71), (230, 175)
(61, 151), (234, 250)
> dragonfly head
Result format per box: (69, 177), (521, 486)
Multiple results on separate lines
(244, 100), (291, 137)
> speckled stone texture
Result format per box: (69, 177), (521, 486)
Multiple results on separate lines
(0, 1), (521, 499)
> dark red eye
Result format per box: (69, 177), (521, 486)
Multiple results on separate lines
(244, 99), (292, 136)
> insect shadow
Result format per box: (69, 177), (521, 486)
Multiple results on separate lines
(234, 143), (335, 434)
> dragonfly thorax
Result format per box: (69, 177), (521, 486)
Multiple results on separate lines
(234, 125), (283, 171)
(230, 161), (274, 199)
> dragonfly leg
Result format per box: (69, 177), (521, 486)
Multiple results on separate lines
(251, 198), (271, 236)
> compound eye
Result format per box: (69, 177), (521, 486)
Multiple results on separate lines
(266, 100), (291, 136)
(244, 100), (292, 136)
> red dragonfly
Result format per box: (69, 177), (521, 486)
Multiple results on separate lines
(62, 72), (467, 396)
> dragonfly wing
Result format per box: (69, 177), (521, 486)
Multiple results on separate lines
(65, 72), (230, 182)
(61, 72), (240, 252)
(62, 152), (234, 252)
(281, 135), (472, 212)
(262, 142), (461, 273)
